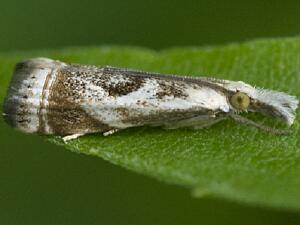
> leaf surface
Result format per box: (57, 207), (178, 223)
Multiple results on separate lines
(1, 38), (300, 210)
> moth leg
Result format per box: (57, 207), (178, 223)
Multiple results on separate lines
(229, 114), (290, 135)
(103, 129), (120, 136)
(62, 133), (85, 143)
(193, 117), (227, 129)
(163, 115), (225, 130)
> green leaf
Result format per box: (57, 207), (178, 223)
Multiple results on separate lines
(1, 37), (300, 211)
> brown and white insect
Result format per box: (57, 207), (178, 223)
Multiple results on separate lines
(3, 58), (298, 141)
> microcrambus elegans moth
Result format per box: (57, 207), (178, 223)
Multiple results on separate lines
(3, 58), (298, 141)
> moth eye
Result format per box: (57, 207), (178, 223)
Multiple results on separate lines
(230, 92), (250, 110)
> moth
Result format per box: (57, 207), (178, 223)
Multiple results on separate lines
(3, 58), (298, 142)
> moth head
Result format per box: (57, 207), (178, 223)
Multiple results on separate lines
(222, 80), (298, 126)
(229, 92), (250, 111)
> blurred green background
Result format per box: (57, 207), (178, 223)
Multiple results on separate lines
(1, 0), (300, 224)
